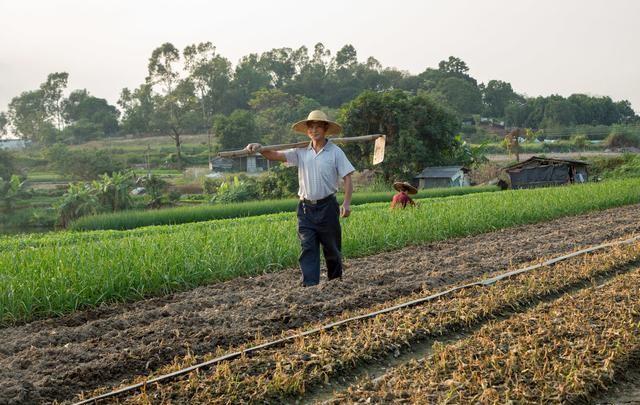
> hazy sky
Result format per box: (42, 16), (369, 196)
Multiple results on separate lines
(1, 0), (639, 114)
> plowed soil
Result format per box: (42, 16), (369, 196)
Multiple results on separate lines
(1, 204), (639, 404)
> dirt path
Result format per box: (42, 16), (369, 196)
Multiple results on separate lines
(1, 204), (639, 404)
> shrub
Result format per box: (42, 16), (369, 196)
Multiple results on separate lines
(0, 150), (16, 181)
(213, 176), (259, 203)
(256, 165), (298, 199)
(571, 134), (588, 149)
(137, 174), (168, 208)
(45, 144), (125, 180)
(604, 126), (640, 148)
(56, 183), (100, 228)
(202, 176), (224, 194)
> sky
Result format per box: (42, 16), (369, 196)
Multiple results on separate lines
(1, 0), (639, 116)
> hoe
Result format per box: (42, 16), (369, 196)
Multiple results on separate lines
(217, 134), (386, 165)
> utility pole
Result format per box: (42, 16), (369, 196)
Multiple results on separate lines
(146, 144), (151, 177)
(208, 132), (213, 172)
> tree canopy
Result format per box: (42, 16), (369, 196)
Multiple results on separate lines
(339, 90), (462, 179)
(1, 44), (637, 146)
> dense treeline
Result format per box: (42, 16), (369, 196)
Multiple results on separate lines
(1, 43), (637, 151)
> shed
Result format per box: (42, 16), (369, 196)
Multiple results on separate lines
(210, 155), (269, 173)
(414, 166), (470, 189)
(0, 139), (28, 150)
(504, 156), (589, 189)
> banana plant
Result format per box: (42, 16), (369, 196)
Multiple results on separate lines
(0, 175), (26, 212)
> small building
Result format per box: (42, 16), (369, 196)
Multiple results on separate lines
(210, 156), (269, 173)
(0, 139), (28, 150)
(414, 166), (470, 189)
(209, 157), (234, 171)
(503, 156), (589, 189)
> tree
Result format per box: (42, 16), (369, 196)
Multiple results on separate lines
(7, 89), (50, 142)
(0, 150), (16, 181)
(505, 94), (638, 128)
(248, 88), (320, 144)
(335, 44), (358, 69)
(0, 175), (26, 212)
(481, 80), (523, 118)
(62, 89), (119, 137)
(339, 90), (461, 179)
(286, 43), (330, 104)
(40, 72), (69, 131)
(137, 174), (168, 208)
(227, 54), (272, 110)
(147, 42), (190, 168)
(257, 164), (297, 199)
(614, 100), (638, 123)
(183, 42), (232, 132)
(118, 84), (155, 135)
(149, 78), (200, 156)
(438, 56), (470, 75)
(5, 73), (71, 143)
(0, 112), (7, 137)
(92, 171), (134, 212)
(541, 98), (577, 127)
(213, 109), (258, 150)
(45, 144), (124, 180)
(60, 119), (104, 143)
(434, 77), (483, 116)
(56, 183), (99, 228)
(260, 47), (298, 88)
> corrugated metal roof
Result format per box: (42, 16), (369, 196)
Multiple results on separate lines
(504, 156), (589, 171)
(415, 166), (466, 179)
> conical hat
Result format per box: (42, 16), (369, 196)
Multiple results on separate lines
(291, 110), (342, 136)
(393, 181), (418, 195)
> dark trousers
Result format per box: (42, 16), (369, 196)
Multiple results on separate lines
(297, 196), (343, 286)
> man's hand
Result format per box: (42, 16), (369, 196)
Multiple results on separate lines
(340, 203), (351, 218)
(245, 143), (262, 154)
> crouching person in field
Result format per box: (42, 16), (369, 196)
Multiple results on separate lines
(391, 181), (417, 209)
(245, 110), (355, 287)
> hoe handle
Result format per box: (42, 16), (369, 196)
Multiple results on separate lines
(217, 134), (385, 158)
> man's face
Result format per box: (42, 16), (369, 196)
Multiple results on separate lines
(306, 121), (327, 141)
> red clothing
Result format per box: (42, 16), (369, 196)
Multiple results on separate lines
(391, 192), (414, 208)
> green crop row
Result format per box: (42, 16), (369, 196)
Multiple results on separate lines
(0, 190), (498, 253)
(68, 185), (499, 231)
(1, 179), (639, 324)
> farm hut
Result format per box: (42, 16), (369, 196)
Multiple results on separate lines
(211, 155), (270, 173)
(414, 166), (470, 189)
(209, 157), (234, 171)
(503, 156), (589, 189)
(0, 139), (28, 150)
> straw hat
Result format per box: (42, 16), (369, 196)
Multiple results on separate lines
(292, 110), (342, 136)
(393, 181), (418, 195)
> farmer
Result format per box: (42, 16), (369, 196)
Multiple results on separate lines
(391, 181), (417, 209)
(245, 110), (355, 287)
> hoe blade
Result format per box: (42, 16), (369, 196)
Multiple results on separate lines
(372, 135), (386, 165)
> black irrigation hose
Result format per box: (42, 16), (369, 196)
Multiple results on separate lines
(74, 234), (640, 404)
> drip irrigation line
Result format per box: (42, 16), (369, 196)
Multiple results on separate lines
(74, 234), (640, 404)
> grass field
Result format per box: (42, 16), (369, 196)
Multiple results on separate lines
(1, 179), (639, 324)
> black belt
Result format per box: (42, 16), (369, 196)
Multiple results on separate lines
(300, 194), (335, 205)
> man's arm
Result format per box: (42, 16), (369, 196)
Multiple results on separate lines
(341, 173), (353, 218)
(245, 143), (286, 162)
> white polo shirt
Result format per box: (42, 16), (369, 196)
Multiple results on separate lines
(284, 140), (355, 201)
